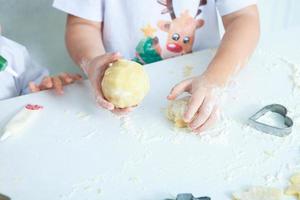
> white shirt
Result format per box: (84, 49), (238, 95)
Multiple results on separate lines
(0, 36), (48, 100)
(53, 0), (256, 64)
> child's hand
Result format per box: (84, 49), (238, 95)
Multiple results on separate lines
(29, 73), (83, 94)
(167, 75), (222, 133)
(83, 53), (133, 115)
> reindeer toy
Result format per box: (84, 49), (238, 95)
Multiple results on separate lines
(157, 0), (207, 56)
(133, 0), (207, 65)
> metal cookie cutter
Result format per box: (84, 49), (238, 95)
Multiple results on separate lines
(248, 104), (293, 137)
(0, 193), (10, 200)
(165, 193), (211, 200)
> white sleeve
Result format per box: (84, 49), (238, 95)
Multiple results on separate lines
(216, 0), (257, 16)
(53, 0), (103, 22)
(19, 49), (49, 95)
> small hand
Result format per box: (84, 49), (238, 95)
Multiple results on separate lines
(83, 53), (134, 115)
(29, 72), (83, 94)
(168, 75), (222, 133)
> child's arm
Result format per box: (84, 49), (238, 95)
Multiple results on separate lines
(168, 5), (260, 133)
(65, 15), (131, 114)
(203, 5), (260, 86)
(65, 15), (105, 65)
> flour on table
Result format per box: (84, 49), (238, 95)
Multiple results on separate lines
(82, 129), (98, 139)
(64, 109), (71, 115)
(196, 113), (232, 145)
(290, 105), (300, 126)
(1, 104), (43, 141)
(233, 187), (283, 200)
(289, 63), (300, 91)
(119, 115), (165, 144)
(276, 56), (300, 92)
(59, 176), (104, 200)
(264, 174), (281, 185)
(12, 176), (23, 184)
(258, 48), (300, 93)
(128, 176), (141, 184)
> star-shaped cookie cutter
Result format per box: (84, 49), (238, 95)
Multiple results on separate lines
(0, 193), (10, 200)
(165, 193), (211, 200)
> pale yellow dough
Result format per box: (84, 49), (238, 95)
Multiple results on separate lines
(166, 96), (190, 128)
(285, 173), (300, 200)
(101, 59), (150, 108)
(233, 187), (282, 200)
(290, 173), (300, 184)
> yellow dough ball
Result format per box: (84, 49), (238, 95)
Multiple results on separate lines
(101, 59), (150, 108)
(166, 96), (190, 128)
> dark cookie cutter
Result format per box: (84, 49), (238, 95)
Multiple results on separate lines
(248, 104), (293, 137)
(0, 193), (10, 200)
(165, 193), (211, 200)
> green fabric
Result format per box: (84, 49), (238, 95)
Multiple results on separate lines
(134, 37), (162, 65)
(0, 55), (8, 71)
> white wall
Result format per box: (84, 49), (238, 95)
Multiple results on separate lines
(0, 0), (300, 75)
(0, 0), (81, 75)
(258, 0), (300, 37)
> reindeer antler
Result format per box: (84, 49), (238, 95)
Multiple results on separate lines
(157, 0), (176, 20)
(195, 0), (207, 18)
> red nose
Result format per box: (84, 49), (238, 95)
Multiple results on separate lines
(166, 43), (183, 53)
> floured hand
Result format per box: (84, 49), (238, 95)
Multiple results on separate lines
(167, 74), (223, 133)
(29, 72), (82, 94)
(82, 53), (134, 115)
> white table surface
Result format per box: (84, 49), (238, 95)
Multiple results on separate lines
(0, 29), (300, 200)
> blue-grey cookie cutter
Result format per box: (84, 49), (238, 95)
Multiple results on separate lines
(248, 104), (293, 137)
(0, 193), (10, 200)
(165, 193), (211, 200)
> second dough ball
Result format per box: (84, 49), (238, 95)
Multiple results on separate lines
(101, 59), (150, 108)
(166, 96), (190, 128)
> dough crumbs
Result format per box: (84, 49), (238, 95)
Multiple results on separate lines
(166, 96), (190, 128)
(128, 176), (141, 184)
(183, 65), (194, 77)
(285, 173), (300, 199)
(76, 111), (91, 121)
(233, 187), (282, 200)
(264, 150), (275, 157)
(290, 173), (300, 184)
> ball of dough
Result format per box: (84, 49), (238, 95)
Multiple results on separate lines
(101, 59), (150, 108)
(166, 96), (190, 128)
